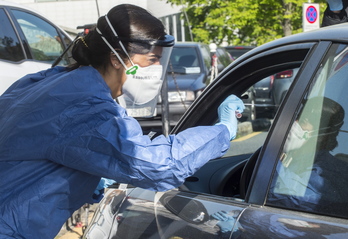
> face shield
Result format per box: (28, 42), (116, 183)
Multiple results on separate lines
(97, 15), (174, 117)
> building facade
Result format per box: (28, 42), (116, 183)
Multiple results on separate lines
(8, 0), (189, 41)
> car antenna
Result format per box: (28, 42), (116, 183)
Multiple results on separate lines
(51, 33), (81, 68)
(51, 24), (96, 68)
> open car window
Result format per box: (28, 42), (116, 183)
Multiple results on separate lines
(174, 43), (314, 197)
(223, 66), (300, 158)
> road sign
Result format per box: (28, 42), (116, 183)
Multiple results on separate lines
(303, 3), (320, 32)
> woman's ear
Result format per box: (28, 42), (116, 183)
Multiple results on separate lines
(110, 53), (122, 70)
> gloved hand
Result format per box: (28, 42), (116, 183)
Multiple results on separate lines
(327, 0), (343, 11)
(94, 177), (116, 196)
(211, 211), (235, 233)
(215, 94), (245, 140)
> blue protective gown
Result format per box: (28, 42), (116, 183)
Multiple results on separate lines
(0, 66), (230, 238)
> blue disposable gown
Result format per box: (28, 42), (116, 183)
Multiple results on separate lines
(0, 66), (230, 238)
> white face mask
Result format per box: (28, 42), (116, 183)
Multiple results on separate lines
(122, 64), (163, 104)
(284, 121), (310, 153)
(96, 15), (173, 117)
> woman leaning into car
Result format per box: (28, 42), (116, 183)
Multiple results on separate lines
(0, 4), (244, 238)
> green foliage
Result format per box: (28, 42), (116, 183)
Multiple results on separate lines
(165, 0), (327, 46)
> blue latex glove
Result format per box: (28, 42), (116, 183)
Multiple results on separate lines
(327, 0), (343, 11)
(215, 94), (245, 140)
(212, 211), (235, 233)
(94, 177), (116, 196)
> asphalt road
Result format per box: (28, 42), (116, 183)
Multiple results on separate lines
(55, 204), (98, 239)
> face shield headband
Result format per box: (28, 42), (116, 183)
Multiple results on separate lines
(97, 15), (174, 118)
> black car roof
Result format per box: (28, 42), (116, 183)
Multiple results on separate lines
(255, 23), (348, 53)
(228, 23), (348, 66)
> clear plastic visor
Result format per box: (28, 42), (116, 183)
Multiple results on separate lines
(117, 46), (173, 118)
(127, 45), (173, 73)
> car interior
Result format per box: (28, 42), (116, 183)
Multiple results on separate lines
(174, 45), (313, 201)
(177, 68), (288, 199)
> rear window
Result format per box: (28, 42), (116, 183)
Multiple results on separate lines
(167, 46), (201, 74)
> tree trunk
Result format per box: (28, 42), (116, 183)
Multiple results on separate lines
(283, 1), (292, 36)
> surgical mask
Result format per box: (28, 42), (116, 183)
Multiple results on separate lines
(121, 64), (163, 104)
(283, 121), (310, 153)
(96, 15), (174, 117)
(117, 64), (164, 117)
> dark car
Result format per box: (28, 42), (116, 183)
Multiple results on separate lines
(83, 23), (348, 238)
(253, 68), (300, 118)
(137, 42), (233, 132)
(215, 46), (234, 71)
(272, 68), (299, 108)
(253, 75), (275, 117)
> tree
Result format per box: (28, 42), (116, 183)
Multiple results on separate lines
(165, 0), (327, 46)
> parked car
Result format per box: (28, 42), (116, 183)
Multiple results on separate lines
(253, 75), (275, 117)
(83, 23), (348, 238)
(215, 46), (234, 71)
(253, 68), (300, 118)
(254, 68), (298, 117)
(137, 42), (233, 132)
(224, 45), (255, 59)
(272, 68), (300, 108)
(0, 0), (74, 95)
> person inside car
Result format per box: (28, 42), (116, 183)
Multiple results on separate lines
(269, 96), (348, 216)
(0, 4), (244, 238)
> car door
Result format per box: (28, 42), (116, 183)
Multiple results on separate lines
(171, 40), (348, 238)
(104, 188), (246, 239)
(91, 42), (315, 239)
(233, 42), (348, 238)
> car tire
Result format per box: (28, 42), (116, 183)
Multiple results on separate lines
(249, 99), (257, 121)
(243, 98), (256, 122)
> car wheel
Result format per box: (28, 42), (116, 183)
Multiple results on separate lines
(243, 98), (256, 122)
(249, 99), (257, 121)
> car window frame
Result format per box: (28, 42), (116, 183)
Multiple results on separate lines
(171, 41), (331, 205)
(173, 43), (317, 131)
(248, 41), (333, 204)
(265, 42), (348, 219)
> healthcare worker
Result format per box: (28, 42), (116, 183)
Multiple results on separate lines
(0, 4), (244, 238)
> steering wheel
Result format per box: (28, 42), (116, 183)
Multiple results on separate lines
(239, 147), (262, 199)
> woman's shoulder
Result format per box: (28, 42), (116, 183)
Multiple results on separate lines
(53, 66), (109, 94)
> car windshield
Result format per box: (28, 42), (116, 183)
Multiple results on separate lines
(167, 47), (201, 74)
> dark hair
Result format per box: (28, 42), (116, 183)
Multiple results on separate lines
(303, 97), (345, 151)
(69, 4), (166, 70)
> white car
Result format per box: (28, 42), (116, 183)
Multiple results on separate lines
(0, 1), (74, 95)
